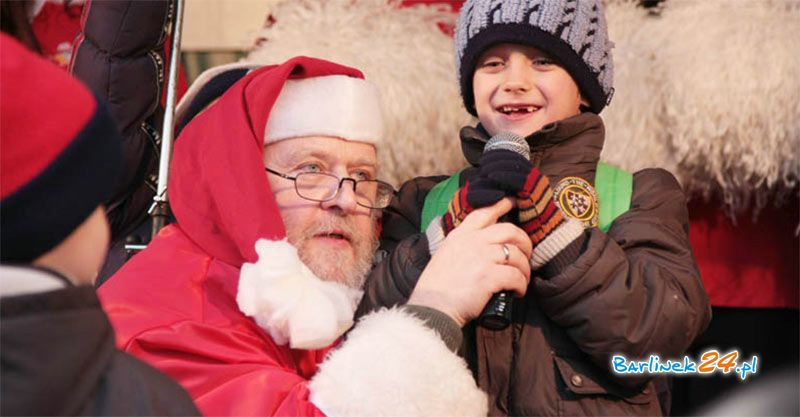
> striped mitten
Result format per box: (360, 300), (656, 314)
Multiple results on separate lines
(516, 168), (584, 269)
(479, 150), (584, 267)
(516, 168), (564, 246)
(442, 178), (505, 235)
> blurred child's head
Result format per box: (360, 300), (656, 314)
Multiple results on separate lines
(0, 33), (122, 284)
(455, 0), (615, 137)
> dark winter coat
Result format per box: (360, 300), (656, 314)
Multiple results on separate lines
(358, 112), (712, 416)
(0, 267), (199, 416)
(70, 0), (171, 241)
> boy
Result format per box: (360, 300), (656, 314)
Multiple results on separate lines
(358, 1), (711, 415)
(0, 33), (199, 416)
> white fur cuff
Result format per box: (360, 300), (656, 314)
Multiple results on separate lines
(530, 219), (585, 270)
(237, 238), (363, 350)
(309, 308), (488, 417)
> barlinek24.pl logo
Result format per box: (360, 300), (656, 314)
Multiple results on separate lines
(612, 350), (759, 381)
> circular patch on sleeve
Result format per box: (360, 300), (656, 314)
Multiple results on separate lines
(553, 176), (598, 228)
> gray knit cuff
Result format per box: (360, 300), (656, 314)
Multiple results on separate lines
(540, 233), (586, 279)
(530, 219), (585, 270)
(424, 215), (446, 256)
(401, 304), (462, 352)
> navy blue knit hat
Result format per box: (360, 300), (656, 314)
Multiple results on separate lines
(1, 34), (123, 263)
(455, 0), (615, 115)
(174, 61), (262, 137)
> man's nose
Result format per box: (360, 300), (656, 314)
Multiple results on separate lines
(321, 179), (359, 213)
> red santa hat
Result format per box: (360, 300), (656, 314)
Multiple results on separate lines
(0, 33), (122, 263)
(176, 61), (384, 145)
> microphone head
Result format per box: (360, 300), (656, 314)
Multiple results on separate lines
(484, 132), (530, 160)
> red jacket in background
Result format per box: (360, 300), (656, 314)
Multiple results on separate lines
(689, 197), (799, 309)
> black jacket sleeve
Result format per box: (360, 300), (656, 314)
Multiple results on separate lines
(70, 0), (172, 240)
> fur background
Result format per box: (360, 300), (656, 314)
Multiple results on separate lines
(602, 0), (800, 216)
(244, 0), (799, 218)
(246, 0), (472, 189)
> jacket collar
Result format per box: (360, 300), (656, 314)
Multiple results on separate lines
(0, 264), (70, 298)
(459, 112), (605, 167)
(0, 275), (114, 415)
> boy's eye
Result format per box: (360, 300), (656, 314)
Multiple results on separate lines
(532, 57), (556, 67)
(480, 59), (504, 68)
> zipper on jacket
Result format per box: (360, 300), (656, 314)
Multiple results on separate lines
(530, 150), (544, 168)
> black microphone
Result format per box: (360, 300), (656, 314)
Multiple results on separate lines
(478, 132), (530, 331)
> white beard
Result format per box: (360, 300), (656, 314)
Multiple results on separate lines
(287, 214), (379, 290)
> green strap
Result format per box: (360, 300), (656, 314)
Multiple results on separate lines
(595, 161), (633, 233)
(420, 172), (462, 232)
(420, 162), (632, 233)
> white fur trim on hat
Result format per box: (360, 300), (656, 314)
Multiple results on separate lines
(264, 75), (384, 144)
(236, 238), (363, 350)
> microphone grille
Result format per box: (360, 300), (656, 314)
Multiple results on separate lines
(485, 132), (530, 160)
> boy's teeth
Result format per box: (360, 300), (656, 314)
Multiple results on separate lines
(501, 106), (535, 113)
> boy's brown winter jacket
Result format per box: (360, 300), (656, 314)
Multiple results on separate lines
(358, 112), (711, 416)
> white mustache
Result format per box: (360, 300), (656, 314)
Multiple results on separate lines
(305, 216), (361, 243)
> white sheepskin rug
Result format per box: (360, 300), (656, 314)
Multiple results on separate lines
(602, 0), (800, 215)
(244, 0), (474, 188)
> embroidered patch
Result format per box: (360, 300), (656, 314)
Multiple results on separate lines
(554, 176), (598, 228)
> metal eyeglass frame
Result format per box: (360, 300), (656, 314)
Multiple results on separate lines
(265, 167), (395, 209)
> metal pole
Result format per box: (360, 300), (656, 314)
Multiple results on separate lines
(150, 0), (185, 238)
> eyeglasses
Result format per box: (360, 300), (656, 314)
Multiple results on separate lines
(265, 167), (395, 209)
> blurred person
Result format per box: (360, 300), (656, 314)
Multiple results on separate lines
(0, 33), (199, 416)
(2, 0), (188, 283)
(69, 0), (188, 283)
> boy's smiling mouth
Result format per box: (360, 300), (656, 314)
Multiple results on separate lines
(497, 104), (540, 115)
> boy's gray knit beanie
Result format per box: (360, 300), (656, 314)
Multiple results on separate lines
(455, 0), (615, 115)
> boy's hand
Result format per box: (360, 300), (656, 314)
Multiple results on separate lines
(442, 178), (505, 235)
(515, 168), (567, 247)
(477, 149), (567, 247)
(479, 149), (533, 193)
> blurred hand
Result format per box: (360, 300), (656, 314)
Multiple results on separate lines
(409, 198), (532, 327)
